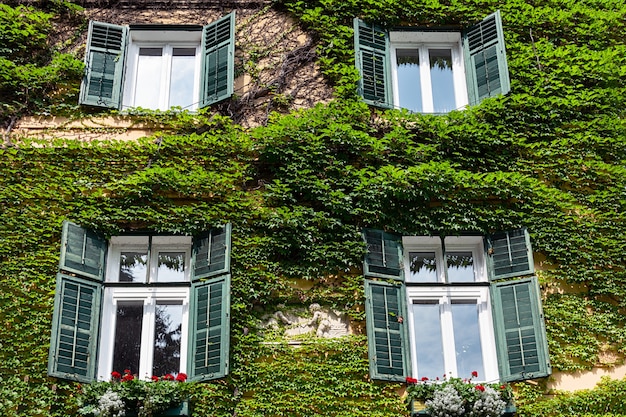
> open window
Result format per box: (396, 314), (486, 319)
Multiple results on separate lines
(79, 13), (235, 111)
(48, 221), (232, 383)
(354, 11), (510, 112)
(363, 228), (550, 383)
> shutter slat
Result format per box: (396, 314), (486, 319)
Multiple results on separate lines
(48, 274), (101, 382)
(363, 229), (404, 281)
(79, 21), (127, 109)
(486, 228), (534, 280)
(462, 11), (510, 105)
(59, 221), (107, 282)
(491, 277), (551, 382)
(200, 12), (235, 107)
(354, 19), (392, 108)
(365, 280), (410, 381)
(188, 275), (230, 381)
(192, 224), (231, 281)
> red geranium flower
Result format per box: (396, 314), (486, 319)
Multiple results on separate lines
(151, 375), (159, 382)
(421, 377), (429, 381)
(405, 376), (418, 384)
(163, 374), (175, 381)
(471, 370), (479, 378)
(121, 374), (134, 382)
(124, 369), (131, 375)
(475, 385), (485, 392)
(175, 373), (188, 382)
(111, 371), (121, 380)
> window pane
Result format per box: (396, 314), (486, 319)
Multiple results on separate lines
(429, 48), (456, 113)
(119, 252), (148, 282)
(113, 302), (144, 375)
(169, 48), (196, 109)
(451, 302), (484, 379)
(134, 47), (163, 108)
(152, 302), (183, 376)
(408, 252), (438, 282)
(396, 49), (422, 112)
(157, 252), (186, 282)
(412, 302), (445, 378)
(446, 251), (475, 283)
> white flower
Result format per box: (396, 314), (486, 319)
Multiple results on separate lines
(426, 385), (465, 417)
(470, 386), (506, 417)
(97, 389), (125, 417)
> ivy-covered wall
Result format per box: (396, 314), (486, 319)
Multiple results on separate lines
(1, 0), (626, 416)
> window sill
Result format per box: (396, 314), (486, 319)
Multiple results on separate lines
(409, 399), (516, 417)
(126, 400), (189, 417)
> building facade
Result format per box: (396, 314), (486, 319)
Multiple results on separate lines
(1, 0), (626, 415)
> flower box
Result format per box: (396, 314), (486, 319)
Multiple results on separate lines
(125, 400), (189, 417)
(409, 400), (516, 417)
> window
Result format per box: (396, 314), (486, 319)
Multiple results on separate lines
(79, 13), (235, 111)
(363, 229), (551, 383)
(48, 221), (232, 383)
(403, 236), (498, 381)
(98, 236), (191, 380)
(354, 11), (510, 113)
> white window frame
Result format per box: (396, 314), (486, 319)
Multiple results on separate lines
(403, 236), (498, 382)
(389, 31), (468, 113)
(123, 30), (202, 111)
(98, 235), (192, 380)
(106, 235), (192, 283)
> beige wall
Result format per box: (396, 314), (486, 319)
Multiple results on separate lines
(550, 365), (626, 391)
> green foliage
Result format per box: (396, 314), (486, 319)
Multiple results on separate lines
(76, 373), (191, 417)
(516, 377), (626, 417)
(0, 3), (84, 126)
(1, 0), (626, 416)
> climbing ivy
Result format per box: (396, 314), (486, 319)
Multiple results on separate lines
(1, 0), (626, 416)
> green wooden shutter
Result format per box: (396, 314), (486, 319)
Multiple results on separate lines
(59, 220), (107, 282)
(48, 274), (102, 382)
(188, 275), (230, 381)
(79, 21), (127, 109)
(353, 18), (392, 108)
(462, 11), (510, 105)
(485, 228), (534, 281)
(191, 224), (232, 281)
(491, 277), (551, 382)
(200, 12), (235, 108)
(365, 279), (410, 381)
(363, 229), (404, 281)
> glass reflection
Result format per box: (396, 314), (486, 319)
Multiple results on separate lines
(169, 48), (196, 109)
(412, 302), (444, 378)
(119, 252), (148, 282)
(446, 251), (475, 282)
(113, 302), (144, 375)
(157, 252), (185, 282)
(429, 48), (456, 113)
(409, 252), (438, 282)
(451, 302), (484, 379)
(396, 48), (422, 112)
(152, 302), (183, 376)
(134, 47), (163, 109)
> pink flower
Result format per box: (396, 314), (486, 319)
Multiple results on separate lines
(151, 375), (159, 382)
(405, 377), (418, 384)
(111, 371), (121, 380)
(475, 385), (485, 392)
(471, 370), (479, 378)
